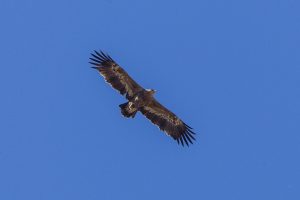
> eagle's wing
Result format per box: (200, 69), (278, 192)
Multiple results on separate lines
(89, 51), (143, 99)
(140, 99), (195, 146)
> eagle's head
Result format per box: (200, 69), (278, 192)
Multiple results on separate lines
(146, 89), (156, 95)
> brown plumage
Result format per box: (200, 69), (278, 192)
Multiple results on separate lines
(89, 50), (196, 146)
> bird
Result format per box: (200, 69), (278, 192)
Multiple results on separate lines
(89, 50), (196, 146)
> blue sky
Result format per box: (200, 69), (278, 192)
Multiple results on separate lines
(0, 0), (299, 199)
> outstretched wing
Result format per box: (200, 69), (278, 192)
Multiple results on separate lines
(140, 99), (196, 146)
(89, 51), (143, 99)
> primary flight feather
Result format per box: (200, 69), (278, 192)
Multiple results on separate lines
(89, 51), (196, 146)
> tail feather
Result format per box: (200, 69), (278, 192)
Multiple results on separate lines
(119, 102), (137, 118)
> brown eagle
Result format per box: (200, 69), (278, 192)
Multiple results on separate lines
(89, 51), (195, 146)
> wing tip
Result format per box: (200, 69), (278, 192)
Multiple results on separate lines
(176, 124), (196, 147)
(89, 50), (115, 66)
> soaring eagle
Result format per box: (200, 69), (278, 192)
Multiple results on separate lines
(89, 51), (195, 146)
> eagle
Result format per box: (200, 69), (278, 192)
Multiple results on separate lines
(89, 51), (196, 146)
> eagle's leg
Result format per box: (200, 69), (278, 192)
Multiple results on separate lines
(119, 102), (137, 118)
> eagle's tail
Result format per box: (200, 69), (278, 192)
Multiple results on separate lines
(119, 102), (137, 118)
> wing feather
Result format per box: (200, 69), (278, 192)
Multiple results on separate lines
(140, 99), (195, 146)
(90, 50), (143, 99)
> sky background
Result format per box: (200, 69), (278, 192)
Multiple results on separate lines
(0, 0), (299, 199)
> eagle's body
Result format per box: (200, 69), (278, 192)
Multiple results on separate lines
(90, 51), (195, 146)
(120, 89), (155, 118)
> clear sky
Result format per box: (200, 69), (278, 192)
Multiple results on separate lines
(0, 0), (299, 199)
